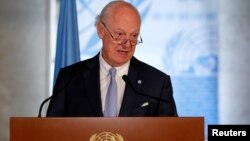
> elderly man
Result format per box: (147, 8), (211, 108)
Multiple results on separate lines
(47, 0), (178, 117)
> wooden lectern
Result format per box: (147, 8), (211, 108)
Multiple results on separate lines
(10, 117), (204, 141)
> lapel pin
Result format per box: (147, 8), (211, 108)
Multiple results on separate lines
(137, 80), (142, 84)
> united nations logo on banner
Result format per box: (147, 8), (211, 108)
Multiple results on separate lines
(89, 132), (124, 141)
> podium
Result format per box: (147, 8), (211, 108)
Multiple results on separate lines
(10, 117), (204, 141)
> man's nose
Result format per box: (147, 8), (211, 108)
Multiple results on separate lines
(123, 39), (132, 47)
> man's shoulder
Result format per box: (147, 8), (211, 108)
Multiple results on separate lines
(61, 54), (99, 73)
(131, 57), (169, 78)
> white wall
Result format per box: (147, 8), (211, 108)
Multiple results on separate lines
(219, 0), (250, 124)
(0, 0), (50, 141)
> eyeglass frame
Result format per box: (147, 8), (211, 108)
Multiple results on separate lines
(101, 21), (143, 46)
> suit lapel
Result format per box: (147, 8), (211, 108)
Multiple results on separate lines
(83, 54), (103, 116)
(119, 57), (144, 116)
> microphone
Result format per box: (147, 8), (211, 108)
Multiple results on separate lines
(122, 75), (178, 117)
(38, 78), (69, 117)
(38, 75), (70, 117)
(38, 95), (52, 117)
(38, 70), (78, 117)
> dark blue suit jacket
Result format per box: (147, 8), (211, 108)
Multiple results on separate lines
(46, 54), (178, 117)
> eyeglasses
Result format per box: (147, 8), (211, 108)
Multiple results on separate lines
(101, 22), (143, 46)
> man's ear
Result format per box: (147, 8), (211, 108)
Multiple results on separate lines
(96, 22), (104, 39)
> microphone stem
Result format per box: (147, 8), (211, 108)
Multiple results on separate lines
(38, 96), (52, 117)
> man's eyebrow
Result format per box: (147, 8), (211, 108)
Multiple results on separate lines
(114, 28), (140, 35)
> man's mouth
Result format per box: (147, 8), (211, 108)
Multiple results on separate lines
(117, 50), (128, 55)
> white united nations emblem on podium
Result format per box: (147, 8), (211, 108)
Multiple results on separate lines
(89, 132), (124, 141)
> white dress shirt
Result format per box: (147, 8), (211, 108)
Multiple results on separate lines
(99, 52), (130, 114)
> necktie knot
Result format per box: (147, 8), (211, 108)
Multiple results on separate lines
(109, 67), (116, 78)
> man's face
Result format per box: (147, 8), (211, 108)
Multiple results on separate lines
(97, 6), (141, 67)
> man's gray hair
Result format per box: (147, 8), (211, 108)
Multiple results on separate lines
(95, 0), (140, 26)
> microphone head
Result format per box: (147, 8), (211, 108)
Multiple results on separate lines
(122, 75), (129, 83)
(122, 75), (137, 92)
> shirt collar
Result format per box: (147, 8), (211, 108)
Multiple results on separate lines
(99, 51), (130, 77)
